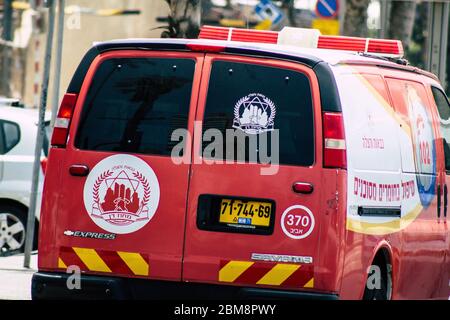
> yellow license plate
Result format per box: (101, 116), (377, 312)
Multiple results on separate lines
(219, 199), (272, 227)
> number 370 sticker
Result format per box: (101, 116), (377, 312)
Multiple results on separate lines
(281, 205), (315, 239)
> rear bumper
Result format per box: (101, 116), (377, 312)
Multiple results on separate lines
(32, 272), (339, 300)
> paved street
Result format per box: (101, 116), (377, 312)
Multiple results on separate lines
(0, 253), (37, 300)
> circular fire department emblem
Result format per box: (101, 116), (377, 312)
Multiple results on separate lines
(232, 93), (276, 135)
(83, 155), (160, 234)
(406, 85), (436, 208)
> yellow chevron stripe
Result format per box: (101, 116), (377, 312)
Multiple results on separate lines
(72, 247), (112, 273)
(117, 251), (149, 276)
(219, 261), (254, 282)
(256, 264), (300, 286)
(304, 278), (314, 288)
(58, 257), (67, 269)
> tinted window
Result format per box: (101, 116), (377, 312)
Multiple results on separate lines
(0, 121), (20, 154)
(432, 87), (450, 171)
(75, 58), (195, 156)
(202, 61), (314, 166)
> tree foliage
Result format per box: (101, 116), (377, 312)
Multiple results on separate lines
(161, 0), (201, 38)
(343, 0), (371, 37)
(388, 1), (417, 49)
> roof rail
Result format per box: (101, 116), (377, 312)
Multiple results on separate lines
(357, 52), (409, 66)
(198, 26), (404, 59)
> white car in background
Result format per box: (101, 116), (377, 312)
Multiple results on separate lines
(0, 107), (50, 256)
(0, 97), (20, 107)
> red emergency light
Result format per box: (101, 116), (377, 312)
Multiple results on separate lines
(198, 26), (404, 58)
(199, 25), (278, 44)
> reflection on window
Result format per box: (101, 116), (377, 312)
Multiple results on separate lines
(75, 58), (195, 156)
(432, 87), (450, 171)
(2, 121), (20, 153)
(202, 61), (314, 167)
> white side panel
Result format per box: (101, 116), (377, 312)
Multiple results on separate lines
(332, 65), (424, 235)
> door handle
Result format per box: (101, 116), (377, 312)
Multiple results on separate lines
(437, 185), (441, 218)
(444, 185), (448, 218)
(69, 164), (90, 177)
(292, 182), (314, 194)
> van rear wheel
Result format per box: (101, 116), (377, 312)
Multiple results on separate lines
(363, 255), (392, 300)
(0, 204), (35, 256)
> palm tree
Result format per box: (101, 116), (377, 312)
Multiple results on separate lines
(343, 0), (371, 37)
(160, 0), (201, 38)
(388, 0), (417, 49)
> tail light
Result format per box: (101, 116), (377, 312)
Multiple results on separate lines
(51, 93), (78, 147)
(186, 43), (226, 53)
(40, 157), (48, 174)
(323, 112), (346, 169)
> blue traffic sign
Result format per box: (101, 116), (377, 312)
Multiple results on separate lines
(255, 0), (284, 25)
(315, 0), (339, 19)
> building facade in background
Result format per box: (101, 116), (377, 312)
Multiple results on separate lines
(3, 0), (169, 108)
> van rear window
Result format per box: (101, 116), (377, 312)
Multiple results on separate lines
(202, 61), (314, 167)
(75, 58), (195, 156)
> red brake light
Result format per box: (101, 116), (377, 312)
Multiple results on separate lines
(51, 93), (78, 147)
(186, 43), (226, 53)
(40, 157), (48, 174)
(323, 112), (346, 169)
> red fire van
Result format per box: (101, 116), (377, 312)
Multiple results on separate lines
(32, 26), (450, 299)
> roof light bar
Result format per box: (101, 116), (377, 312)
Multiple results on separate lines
(198, 26), (404, 58)
(198, 25), (278, 44)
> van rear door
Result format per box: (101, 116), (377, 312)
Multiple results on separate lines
(53, 51), (203, 281)
(182, 54), (325, 291)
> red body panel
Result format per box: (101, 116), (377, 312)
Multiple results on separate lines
(39, 51), (204, 281)
(338, 66), (449, 299)
(37, 50), (450, 299)
(180, 54), (343, 293)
